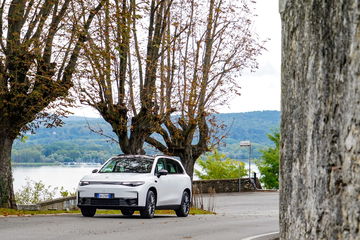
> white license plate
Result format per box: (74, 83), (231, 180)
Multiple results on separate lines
(95, 193), (112, 199)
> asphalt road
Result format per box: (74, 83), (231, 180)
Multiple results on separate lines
(0, 192), (279, 240)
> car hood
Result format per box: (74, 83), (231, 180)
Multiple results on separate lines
(80, 173), (152, 182)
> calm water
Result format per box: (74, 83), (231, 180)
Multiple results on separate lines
(13, 165), (101, 193)
(12, 163), (259, 193)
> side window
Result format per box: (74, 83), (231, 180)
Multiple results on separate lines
(174, 160), (184, 174)
(165, 159), (184, 174)
(155, 159), (166, 174)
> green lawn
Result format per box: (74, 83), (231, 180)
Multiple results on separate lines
(0, 208), (215, 216)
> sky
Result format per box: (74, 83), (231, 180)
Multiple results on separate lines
(220, 0), (281, 113)
(73, 0), (281, 117)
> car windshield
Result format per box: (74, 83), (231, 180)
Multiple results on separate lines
(99, 157), (154, 174)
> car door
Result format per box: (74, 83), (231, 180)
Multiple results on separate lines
(163, 158), (186, 205)
(154, 158), (174, 206)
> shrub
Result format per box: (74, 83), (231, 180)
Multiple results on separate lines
(15, 178), (75, 204)
(195, 150), (247, 180)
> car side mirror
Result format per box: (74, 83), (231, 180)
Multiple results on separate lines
(92, 169), (98, 173)
(157, 169), (168, 178)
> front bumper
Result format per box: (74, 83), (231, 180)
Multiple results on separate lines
(77, 196), (138, 209)
(77, 183), (148, 208)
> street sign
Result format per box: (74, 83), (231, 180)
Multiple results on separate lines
(240, 141), (251, 146)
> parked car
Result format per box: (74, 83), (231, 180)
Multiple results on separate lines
(77, 155), (192, 218)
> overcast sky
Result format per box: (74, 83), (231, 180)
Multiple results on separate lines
(219, 0), (281, 113)
(73, 0), (281, 117)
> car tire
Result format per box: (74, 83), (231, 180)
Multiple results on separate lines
(80, 207), (96, 217)
(175, 191), (190, 217)
(140, 190), (156, 219)
(121, 208), (135, 216)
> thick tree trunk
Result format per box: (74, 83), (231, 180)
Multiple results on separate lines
(178, 149), (197, 181)
(280, 0), (360, 239)
(0, 134), (16, 209)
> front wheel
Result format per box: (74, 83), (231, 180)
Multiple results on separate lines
(80, 207), (96, 217)
(175, 191), (190, 217)
(140, 190), (156, 219)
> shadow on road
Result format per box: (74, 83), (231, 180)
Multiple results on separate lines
(89, 214), (177, 219)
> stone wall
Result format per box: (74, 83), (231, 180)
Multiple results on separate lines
(193, 178), (261, 194)
(38, 196), (77, 211)
(17, 196), (77, 211)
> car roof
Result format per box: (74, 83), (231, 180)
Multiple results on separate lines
(112, 154), (155, 159)
(110, 154), (180, 162)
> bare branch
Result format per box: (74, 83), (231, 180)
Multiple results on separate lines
(28, 0), (56, 47)
(61, 0), (106, 85)
(131, 0), (144, 91)
(86, 121), (119, 144)
(146, 136), (167, 153)
(43, 0), (72, 64)
(0, 0), (7, 52)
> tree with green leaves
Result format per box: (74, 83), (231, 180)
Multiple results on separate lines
(0, 0), (105, 209)
(195, 150), (247, 180)
(256, 130), (279, 189)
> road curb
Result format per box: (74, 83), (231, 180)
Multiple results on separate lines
(241, 232), (279, 240)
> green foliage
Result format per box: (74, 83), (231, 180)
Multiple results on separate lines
(195, 150), (247, 180)
(59, 187), (75, 198)
(256, 130), (280, 189)
(15, 179), (74, 204)
(19, 136), (29, 143)
(15, 179), (57, 204)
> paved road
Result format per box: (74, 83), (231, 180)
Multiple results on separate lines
(0, 192), (279, 240)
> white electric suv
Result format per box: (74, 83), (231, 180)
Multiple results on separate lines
(77, 155), (192, 218)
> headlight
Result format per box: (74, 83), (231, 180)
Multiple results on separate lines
(120, 181), (145, 187)
(79, 181), (90, 186)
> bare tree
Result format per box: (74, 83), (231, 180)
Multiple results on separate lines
(146, 0), (264, 177)
(76, 0), (177, 154)
(0, 0), (104, 209)
(77, 0), (263, 179)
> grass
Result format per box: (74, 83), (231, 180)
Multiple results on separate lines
(0, 208), (215, 217)
(0, 208), (79, 216)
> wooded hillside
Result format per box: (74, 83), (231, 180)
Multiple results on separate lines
(12, 111), (279, 164)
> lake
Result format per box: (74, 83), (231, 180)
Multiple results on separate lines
(12, 163), (259, 194)
(13, 165), (102, 194)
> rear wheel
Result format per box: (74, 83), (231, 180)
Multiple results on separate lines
(175, 191), (190, 217)
(80, 207), (96, 217)
(140, 190), (156, 219)
(121, 208), (135, 216)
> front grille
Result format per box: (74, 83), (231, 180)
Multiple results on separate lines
(91, 198), (121, 206)
(79, 197), (138, 207)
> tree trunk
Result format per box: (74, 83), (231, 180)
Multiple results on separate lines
(0, 134), (16, 209)
(179, 149), (196, 180)
(280, 0), (360, 239)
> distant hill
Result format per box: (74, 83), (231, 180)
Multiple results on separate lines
(12, 111), (280, 164)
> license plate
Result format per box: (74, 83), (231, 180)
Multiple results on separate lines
(95, 193), (112, 199)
